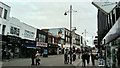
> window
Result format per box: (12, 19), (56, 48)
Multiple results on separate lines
(0, 7), (3, 17)
(4, 9), (7, 19)
(38, 34), (46, 42)
(24, 30), (34, 39)
(116, 8), (120, 21)
(10, 26), (20, 36)
(2, 25), (6, 35)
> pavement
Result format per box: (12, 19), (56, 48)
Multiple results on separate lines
(1, 54), (103, 68)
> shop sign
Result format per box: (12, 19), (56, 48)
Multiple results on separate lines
(36, 42), (47, 47)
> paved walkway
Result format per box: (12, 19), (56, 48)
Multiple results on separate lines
(2, 54), (80, 66)
(2, 54), (99, 67)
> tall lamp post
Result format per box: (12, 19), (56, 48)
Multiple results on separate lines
(64, 5), (77, 64)
(82, 29), (88, 46)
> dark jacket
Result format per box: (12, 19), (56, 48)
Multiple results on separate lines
(30, 49), (36, 58)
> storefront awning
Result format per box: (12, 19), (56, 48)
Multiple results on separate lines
(26, 46), (36, 49)
(23, 44), (36, 49)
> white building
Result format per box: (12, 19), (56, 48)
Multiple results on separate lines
(7, 17), (21, 37)
(20, 22), (37, 41)
(0, 2), (10, 35)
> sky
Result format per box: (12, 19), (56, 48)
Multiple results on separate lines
(1, 0), (98, 47)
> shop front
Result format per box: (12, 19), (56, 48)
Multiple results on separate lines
(104, 38), (120, 68)
(5, 35), (21, 58)
(48, 43), (59, 55)
(1, 35), (7, 59)
(36, 42), (48, 57)
(21, 39), (36, 58)
(103, 18), (120, 68)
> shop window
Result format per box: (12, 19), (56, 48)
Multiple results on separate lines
(0, 7), (3, 18)
(3, 9), (7, 19)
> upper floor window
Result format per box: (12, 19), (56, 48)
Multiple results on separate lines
(116, 8), (120, 21)
(10, 26), (20, 36)
(48, 36), (51, 43)
(24, 30), (34, 39)
(0, 7), (3, 18)
(3, 9), (8, 19)
(2, 25), (6, 35)
(38, 34), (46, 42)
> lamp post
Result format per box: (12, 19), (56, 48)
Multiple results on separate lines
(64, 5), (77, 64)
(82, 29), (88, 46)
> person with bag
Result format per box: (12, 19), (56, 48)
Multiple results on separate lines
(35, 51), (41, 65)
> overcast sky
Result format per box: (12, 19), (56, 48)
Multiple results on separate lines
(1, 0), (98, 47)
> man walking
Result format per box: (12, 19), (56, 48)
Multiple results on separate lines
(82, 52), (87, 67)
(91, 47), (96, 66)
(30, 49), (36, 65)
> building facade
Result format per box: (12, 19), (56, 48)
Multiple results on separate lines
(93, 1), (120, 68)
(0, 2), (11, 59)
(36, 29), (48, 57)
(20, 22), (37, 58)
(42, 29), (61, 55)
(42, 28), (81, 54)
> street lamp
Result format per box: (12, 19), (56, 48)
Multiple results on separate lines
(82, 29), (88, 46)
(64, 5), (77, 64)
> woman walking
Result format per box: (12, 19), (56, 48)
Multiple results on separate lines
(35, 51), (41, 65)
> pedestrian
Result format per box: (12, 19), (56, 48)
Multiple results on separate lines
(82, 52), (87, 67)
(30, 49), (36, 65)
(86, 52), (90, 65)
(64, 51), (68, 64)
(73, 52), (76, 61)
(35, 51), (41, 65)
(91, 47), (96, 66)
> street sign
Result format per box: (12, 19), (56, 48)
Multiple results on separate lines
(92, 0), (119, 14)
